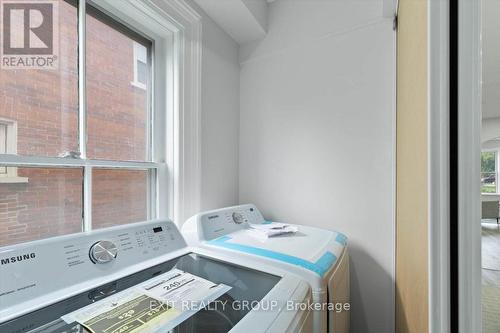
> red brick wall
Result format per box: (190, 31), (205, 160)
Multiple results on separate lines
(0, 1), (148, 247)
(0, 168), (83, 245)
(0, 2), (78, 157)
(92, 169), (147, 230)
(86, 10), (148, 162)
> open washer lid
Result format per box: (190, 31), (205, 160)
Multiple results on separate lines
(0, 252), (281, 333)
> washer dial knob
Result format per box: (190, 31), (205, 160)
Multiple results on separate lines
(89, 240), (118, 264)
(232, 212), (246, 224)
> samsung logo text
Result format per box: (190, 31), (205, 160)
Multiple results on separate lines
(1, 253), (36, 265)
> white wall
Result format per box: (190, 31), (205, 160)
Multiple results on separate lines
(239, 1), (395, 332)
(187, 0), (241, 212)
(482, 117), (500, 142)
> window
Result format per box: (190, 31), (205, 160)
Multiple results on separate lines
(0, 1), (78, 158)
(0, 118), (28, 183)
(86, 5), (151, 161)
(92, 169), (148, 229)
(0, 0), (202, 248)
(0, 168), (83, 246)
(482, 150), (497, 193)
(0, 0), (165, 247)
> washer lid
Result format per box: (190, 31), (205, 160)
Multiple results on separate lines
(207, 224), (347, 277)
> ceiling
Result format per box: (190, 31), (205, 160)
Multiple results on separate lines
(194, 0), (396, 45)
(193, 0), (268, 44)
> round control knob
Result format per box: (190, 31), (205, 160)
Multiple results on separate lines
(232, 212), (246, 224)
(89, 240), (118, 264)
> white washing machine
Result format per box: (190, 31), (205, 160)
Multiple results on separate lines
(0, 220), (313, 333)
(182, 204), (350, 333)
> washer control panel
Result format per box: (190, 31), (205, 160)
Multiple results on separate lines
(184, 204), (265, 241)
(0, 220), (186, 311)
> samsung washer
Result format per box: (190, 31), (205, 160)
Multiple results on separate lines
(0, 220), (313, 333)
(182, 204), (350, 333)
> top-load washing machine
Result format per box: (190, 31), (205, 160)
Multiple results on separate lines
(182, 204), (349, 333)
(0, 219), (313, 333)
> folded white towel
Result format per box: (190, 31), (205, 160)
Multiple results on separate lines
(247, 222), (298, 241)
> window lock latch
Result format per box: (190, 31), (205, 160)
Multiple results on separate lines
(59, 151), (81, 159)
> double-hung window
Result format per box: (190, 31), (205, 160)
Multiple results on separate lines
(0, 0), (168, 247)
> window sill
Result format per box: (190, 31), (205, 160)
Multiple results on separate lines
(130, 81), (147, 90)
(0, 176), (29, 184)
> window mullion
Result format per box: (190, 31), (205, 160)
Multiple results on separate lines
(78, 0), (90, 231)
(148, 43), (154, 163)
(0, 155), (160, 168)
(78, 0), (87, 159)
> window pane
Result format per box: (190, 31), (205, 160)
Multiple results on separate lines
(0, 167), (83, 247)
(0, 1), (78, 157)
(92, 169), (148, 229)
(86, 8), (150, 162)
(482, 172), (497, 193)
(481, 151), (496, 172)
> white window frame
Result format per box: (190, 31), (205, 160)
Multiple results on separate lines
(0, 0), (202, 230)
(104, 0), (202, 225)
(0, 118), (28, 183)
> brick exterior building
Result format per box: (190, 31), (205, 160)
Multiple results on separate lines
(0, 1), (148, 246)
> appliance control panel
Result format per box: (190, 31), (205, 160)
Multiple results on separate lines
(184, 204), (265, 241)
(0, 220), (186, 311)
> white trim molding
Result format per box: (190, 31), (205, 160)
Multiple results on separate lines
(139, 0), (202, 226)
(160, 0), (203, 226)
(428, 0), (450, 332)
